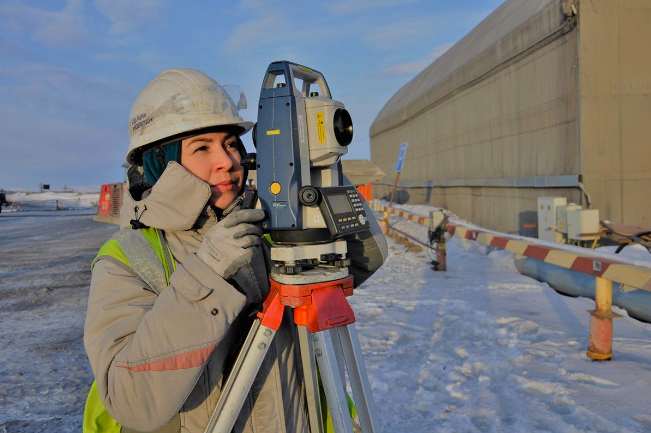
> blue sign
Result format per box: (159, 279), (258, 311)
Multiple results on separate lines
(394, 142), (408, 172)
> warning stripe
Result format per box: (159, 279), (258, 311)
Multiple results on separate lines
(444, 223), (651, 293)
(376, 205), (429, 226)
(373, 203), (651, 292)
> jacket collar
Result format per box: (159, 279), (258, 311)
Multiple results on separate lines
(120, 162), (215, 231)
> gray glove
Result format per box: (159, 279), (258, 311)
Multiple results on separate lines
(197, 209), (266, 280)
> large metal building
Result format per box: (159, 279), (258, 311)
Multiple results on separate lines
(370, 0), (650, 235)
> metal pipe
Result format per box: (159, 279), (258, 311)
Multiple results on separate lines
(513, 257), (650, 323)
(578, 182), (592, 209)
(388, 172), (401, 208)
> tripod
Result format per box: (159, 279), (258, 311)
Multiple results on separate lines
(204, 241), (380, 433)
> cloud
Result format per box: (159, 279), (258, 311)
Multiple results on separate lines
(0, 0), (91, 48)
(360, 17), (440, 50)
(0, 36), (32, 59)
(222, 10), (341, 55)
(224, 3), (454, 57)
(0, 63), (133, 115)
(327, 0), (419, 14)
(92, 50), (166, 74)
(222, 11), (288, 53)
(0, 65), (129, 188)
(380, 43), (454, 77)
(93, 52), (125, 62)
(0, 103), (125, 189)
(92, 0), (162, 34)
(138, 52), (166, 73)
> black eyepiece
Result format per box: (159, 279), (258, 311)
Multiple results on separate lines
(298, 186), (320, 207)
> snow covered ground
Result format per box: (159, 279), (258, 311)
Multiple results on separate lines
(1, 191), (99, 214)
(353, 212), (651, 432)
(1, 207), (651, 432)
(0, 212), (116, 432)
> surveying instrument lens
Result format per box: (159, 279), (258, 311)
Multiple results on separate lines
(334, 108), (353, 146)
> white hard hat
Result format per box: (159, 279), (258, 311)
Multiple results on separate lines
(126, 68), (254, 165)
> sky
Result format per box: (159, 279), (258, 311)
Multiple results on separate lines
(0, 0), (503, 191)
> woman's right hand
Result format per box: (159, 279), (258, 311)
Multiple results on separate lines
(197, 209), (266, 280)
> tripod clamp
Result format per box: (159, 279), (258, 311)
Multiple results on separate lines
(259, 276), (355, 333)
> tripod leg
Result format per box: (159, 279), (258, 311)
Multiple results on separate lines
(297, 326), (324, 433)
(337, 324), (380, 432)
(204, 319), (276, 433)
(329, 328), (347, 390)
(314, 331), (354, 433)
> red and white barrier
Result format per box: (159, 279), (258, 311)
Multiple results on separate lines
(373, 201), (651, 360)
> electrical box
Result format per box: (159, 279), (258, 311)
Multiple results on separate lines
(429, 210), (446, 232)
(556, 204), (582, 234)
(537, 197), (566, 243)
(567, 209), (600, 241)
(98, 183), (124, 217)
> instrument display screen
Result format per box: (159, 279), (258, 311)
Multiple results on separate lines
(318, 186), (369, 238)
(328, 193), (353, 214)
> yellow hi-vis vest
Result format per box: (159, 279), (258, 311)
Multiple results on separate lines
(84, 227), (175, 433)
(83, 229), (357, 433)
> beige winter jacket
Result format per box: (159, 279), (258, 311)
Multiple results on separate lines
(84, 162), (387, 433)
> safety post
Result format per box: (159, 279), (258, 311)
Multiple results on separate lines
(435, 240), (447, 271)
(427, 210), (449, 272)
(384, 172), (400, 235)
(381, 210), (389, 234)
(587, 276), (622, 361)
(385, 142), (408, 234)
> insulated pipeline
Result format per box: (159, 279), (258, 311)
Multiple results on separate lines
(514, 257), (651, 324)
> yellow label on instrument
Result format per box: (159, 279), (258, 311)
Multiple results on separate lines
(266, 130), (281, 135)
(317, 113), (325, 143)
(298, 65), (314, 73)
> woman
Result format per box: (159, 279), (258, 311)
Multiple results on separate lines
(84, 68), (387, 433)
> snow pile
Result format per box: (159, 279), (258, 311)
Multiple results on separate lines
(3, 191), (99, 212)
(595, 244), (651, 266)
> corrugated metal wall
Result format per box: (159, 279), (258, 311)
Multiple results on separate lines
(578, 0), (651, 226)
(370, 0), (650, 233)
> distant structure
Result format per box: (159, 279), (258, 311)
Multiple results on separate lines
(0, 189), (7, 211)
(247, 159), (385, 201)
(341, 159), (386, 201)
(370, 0), (650, 234)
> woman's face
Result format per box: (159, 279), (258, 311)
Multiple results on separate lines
(180, 130), (244, 210)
